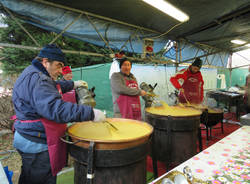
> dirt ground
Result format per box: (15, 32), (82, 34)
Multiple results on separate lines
(0, 130), (74, 184)
(0, 131), (21, 184)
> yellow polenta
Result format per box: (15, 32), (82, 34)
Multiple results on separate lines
(208, 108), (223, 113)
(68, 119), (152, 141)
(146, 101), (202, 117)
(182, 103), (223, 114)
(185, 103), (208, 110)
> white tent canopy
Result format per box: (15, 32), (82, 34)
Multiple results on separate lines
(228, 49), (250, 68)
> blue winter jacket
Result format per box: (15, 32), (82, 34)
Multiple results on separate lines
(12, 59), (94, 143)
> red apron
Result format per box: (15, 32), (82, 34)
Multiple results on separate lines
(44, 84), (67, 176)
(41, 117), (67, 176)
(62, 90), (76, 103)
(179, 76), (202, 104)
(116, 77), (141, 120)
(17, 84), (67, 176)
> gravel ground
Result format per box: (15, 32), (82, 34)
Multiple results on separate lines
(0, 131), (21, 184)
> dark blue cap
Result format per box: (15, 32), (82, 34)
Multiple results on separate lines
(38, 44), (65, 64)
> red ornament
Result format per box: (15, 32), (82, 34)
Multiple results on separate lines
(115, 52), (125, 58)
(146, 46), (153, 52)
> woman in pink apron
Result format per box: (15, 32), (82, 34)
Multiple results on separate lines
(110, 58), (146, 120)
(61, 66), (89, 103)
(61, 66), (76, 103)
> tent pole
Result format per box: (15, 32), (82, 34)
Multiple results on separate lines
(0, 42), (175, 64)
(119, 29), (139, 52)
(175, 41), (178, 73)
(229, 53), (233, 87)
(2, 4), (40, 47)
(86, 14), (114, 54)
(0, 42), (232, 68)
(179, 41), (181, 65)
(50, 13), (83, 44)
(0, 42), (105, 57)
(229, 68), (232, 88)
(33, 0), (161, 35)
(180, 50), (227, 63)
(232, 64), (250, 69)
(180, 38), (228, 54)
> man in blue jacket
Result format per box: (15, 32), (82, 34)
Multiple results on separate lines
(12, 44), (105, 184)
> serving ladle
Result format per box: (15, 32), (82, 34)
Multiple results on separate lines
(103, 110), (118, 131)
(103, 120), (118, 131)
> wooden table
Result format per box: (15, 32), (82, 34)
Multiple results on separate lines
(149, 126), (250, 184)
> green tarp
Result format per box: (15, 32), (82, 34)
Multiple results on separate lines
(72, 63), (113, 117)
(71, 64), (248, 118)
(217, 68), (248, 88)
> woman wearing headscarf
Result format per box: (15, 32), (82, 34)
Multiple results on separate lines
(110, 58), (146, 120)
(62, 66), (73, 81)
(60, 66), (88, 103)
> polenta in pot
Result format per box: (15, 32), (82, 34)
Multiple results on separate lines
(68, 118), (153, 141)
(146, 101), (202, 117)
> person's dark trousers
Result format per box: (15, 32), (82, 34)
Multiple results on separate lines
(17, 150), (56, 184)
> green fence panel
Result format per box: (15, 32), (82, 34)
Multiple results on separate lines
(72, 63), (113, 117)
(71, 64), (248, 117)
(217, 68), (248, 88)
(231, 68), (248, 87)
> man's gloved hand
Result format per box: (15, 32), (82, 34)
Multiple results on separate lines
(74, 80), (88, 89)
(93, 108), (106, 122)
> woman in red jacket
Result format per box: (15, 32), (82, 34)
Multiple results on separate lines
(170, 58), (204, 104)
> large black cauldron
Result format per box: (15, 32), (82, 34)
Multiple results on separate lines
(145, 111), (201, 177)
(62, 118), (153, 184)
